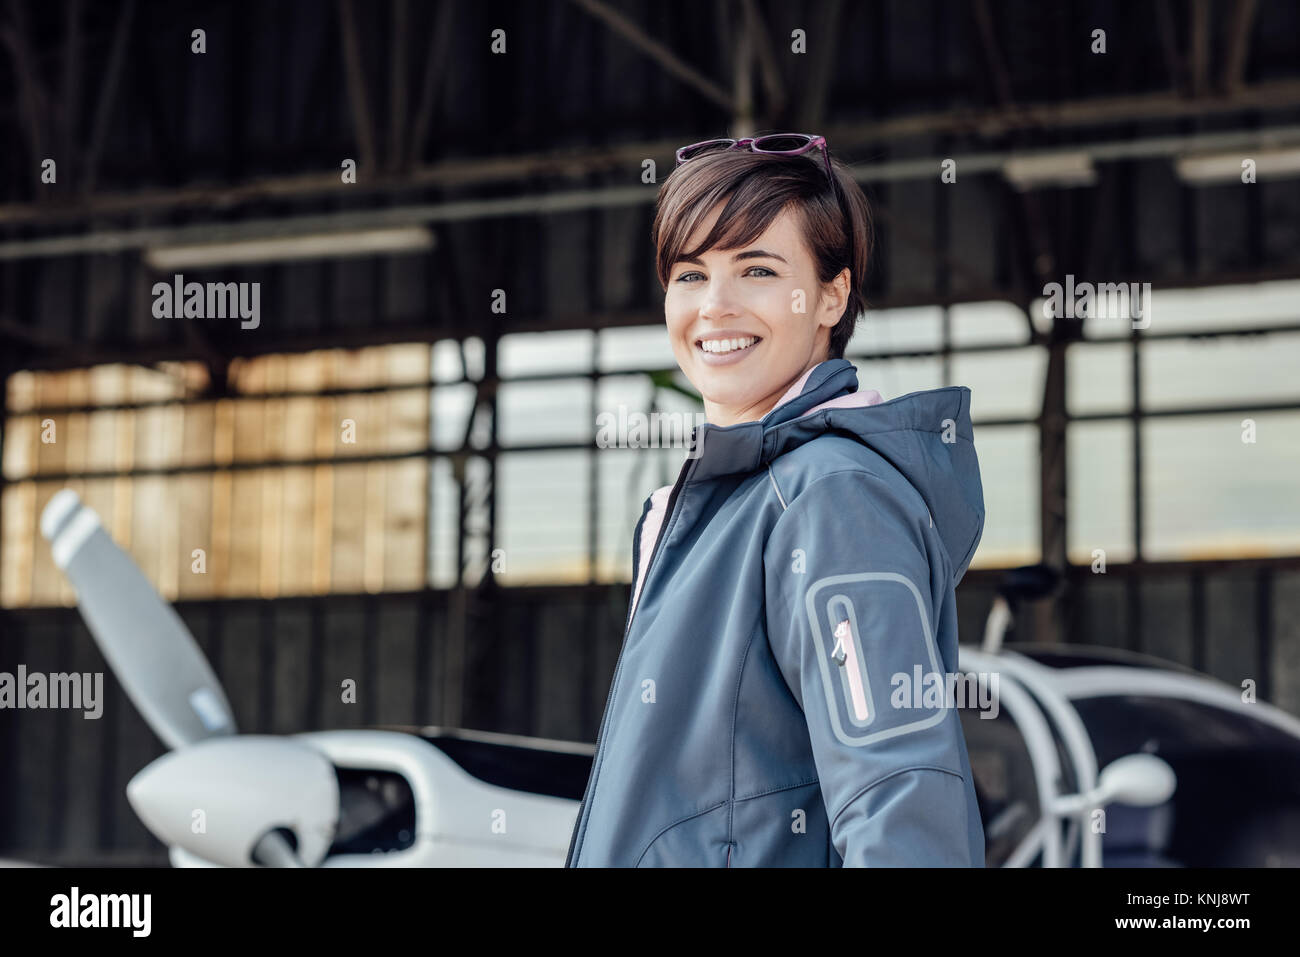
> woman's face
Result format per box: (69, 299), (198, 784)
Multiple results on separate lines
(664, 201), (849, 427)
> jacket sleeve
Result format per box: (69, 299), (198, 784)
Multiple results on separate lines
(763, 468), (982, 867)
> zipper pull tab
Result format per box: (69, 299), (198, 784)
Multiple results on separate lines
(831, 620), (850, 666)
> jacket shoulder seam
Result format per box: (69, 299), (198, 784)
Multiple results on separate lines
(829, 765), (967, 832)
(766, 466), (789, 510)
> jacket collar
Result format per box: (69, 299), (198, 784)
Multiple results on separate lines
(686, 359), (863, 482)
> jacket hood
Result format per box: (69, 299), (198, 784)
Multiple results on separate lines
(688, 358), (986, 582)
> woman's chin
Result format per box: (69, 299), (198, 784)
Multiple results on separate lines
(678, 358), (780, 422)
(700, 388), (764, 420)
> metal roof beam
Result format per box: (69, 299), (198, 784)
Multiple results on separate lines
(82, 0), (134, 196)
(740, 0), (787, 124)
(1222, 0), (1258, 93)
(8, 123), (1300, 260)
(338, 0), (378, 173)
(4, 81), (1300, 225)
(566, 0), (735, 113)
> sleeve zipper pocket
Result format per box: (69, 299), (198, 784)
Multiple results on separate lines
(828, 595), (873, 726)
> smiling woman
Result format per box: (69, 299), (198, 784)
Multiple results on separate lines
(651, 143), (873, 426)
(565, 134), (990, 869)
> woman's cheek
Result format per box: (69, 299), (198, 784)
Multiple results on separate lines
(663, 304), (689, 343)
(762, 285), (795, 322)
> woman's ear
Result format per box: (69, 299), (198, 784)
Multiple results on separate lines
(819, 267), (851, 328)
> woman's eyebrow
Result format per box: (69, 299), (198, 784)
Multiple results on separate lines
(677, 249), (789, 265)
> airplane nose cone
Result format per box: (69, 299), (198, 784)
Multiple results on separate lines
(127, 736), (340, 867)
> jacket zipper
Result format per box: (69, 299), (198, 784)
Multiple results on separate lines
(830, 607), (870, 722)
(564, 435), (697, 867)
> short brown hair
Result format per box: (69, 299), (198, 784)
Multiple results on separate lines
(652, 144), (873, 360)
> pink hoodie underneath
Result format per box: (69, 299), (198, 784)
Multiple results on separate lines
(628, 366), (884, 619)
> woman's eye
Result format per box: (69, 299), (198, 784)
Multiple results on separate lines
(674, 266), (775, 282)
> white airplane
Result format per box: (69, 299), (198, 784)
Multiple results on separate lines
(39, 489), (582, 867)
(36, 489), (1300, 867)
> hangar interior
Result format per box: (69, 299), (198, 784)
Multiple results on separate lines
(1, 0), (1299, 863)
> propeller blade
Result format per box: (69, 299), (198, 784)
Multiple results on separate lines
(40, 489), (237, 749)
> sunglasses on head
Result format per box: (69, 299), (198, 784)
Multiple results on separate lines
(674, 133), (835, 184)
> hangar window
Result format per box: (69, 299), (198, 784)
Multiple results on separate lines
(1, 345), (430, 607)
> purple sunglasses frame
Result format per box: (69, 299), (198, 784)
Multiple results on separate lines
(674, 133), (835, 183)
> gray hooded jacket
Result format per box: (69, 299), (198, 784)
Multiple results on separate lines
(565, 358), (987, 867)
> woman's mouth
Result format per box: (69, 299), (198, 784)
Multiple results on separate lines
(695, 335), (762, 366)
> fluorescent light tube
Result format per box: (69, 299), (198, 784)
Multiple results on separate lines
(144, 226), (434, 269)
(1002, 152), (1097, 191)
(1175, 146), (1300, 185)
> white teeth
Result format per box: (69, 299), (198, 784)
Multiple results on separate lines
(701, 336), (758, 354)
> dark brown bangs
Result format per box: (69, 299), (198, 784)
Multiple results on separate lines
(653, 151), (816, 289)
(651, 142), (873, 360)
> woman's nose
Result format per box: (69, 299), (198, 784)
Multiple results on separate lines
(698, 277), (741, 320)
